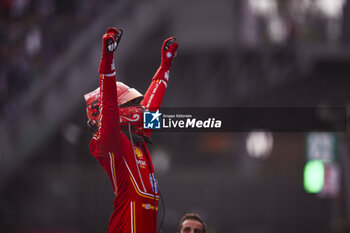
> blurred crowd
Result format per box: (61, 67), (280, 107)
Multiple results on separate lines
(0, 0), (346, 121)
(0, 0), (113, 119)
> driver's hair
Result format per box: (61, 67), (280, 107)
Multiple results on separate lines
(177, 213), (207, 233)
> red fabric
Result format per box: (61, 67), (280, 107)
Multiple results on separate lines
(98, 28), (119, 74)
(160, 37), (178, 70)
(98, 57), (115, 75)
(141, 66), (171, 137)
(89, 35), (177, 233)
(89, 73), (162, 233)
(142, 68), (168, 111)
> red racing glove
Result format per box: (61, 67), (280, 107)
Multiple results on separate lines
(160, 37), (178, 70)
(98, 27), (123, 74)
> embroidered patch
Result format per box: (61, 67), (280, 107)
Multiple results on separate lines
(134, 146), (143, 159)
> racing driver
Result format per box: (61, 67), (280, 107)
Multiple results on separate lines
(84, 27), (178, 233)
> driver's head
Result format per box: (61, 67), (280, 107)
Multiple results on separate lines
(84, 82), (144, 132)
(177, 213), (206, 233)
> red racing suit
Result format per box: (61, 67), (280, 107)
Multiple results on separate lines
(89, 66), (170, 233)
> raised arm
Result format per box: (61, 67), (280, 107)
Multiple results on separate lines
(93, 27), (123, 153)
(141, 37), (178, 111)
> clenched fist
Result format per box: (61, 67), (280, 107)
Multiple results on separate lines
(99, 27), (123, 74)
(160, 37), (178, 70)
(102, 27), (123, 56)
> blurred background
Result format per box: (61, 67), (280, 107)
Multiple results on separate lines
(1, 0), (350, 232)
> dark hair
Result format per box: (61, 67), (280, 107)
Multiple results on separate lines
(177, 213), (207, 233)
